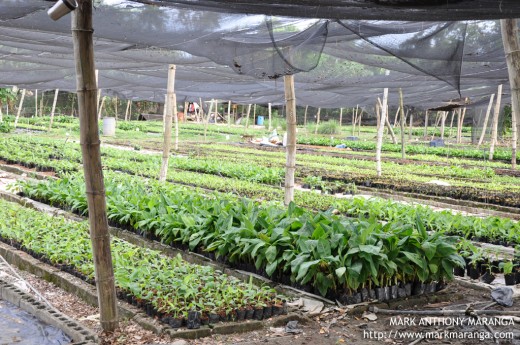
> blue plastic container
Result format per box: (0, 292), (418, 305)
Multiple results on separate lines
(256, 116), (264, 125)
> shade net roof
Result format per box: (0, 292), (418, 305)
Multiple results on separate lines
(0, 0), (513, 109)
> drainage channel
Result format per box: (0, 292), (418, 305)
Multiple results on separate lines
(0, 299), (71, 345)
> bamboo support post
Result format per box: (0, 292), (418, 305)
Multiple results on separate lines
(34, 90), (38, 117)
(458, 107), (466, 143)
(97, 96), (105, 119)
(339, 108), (343, 127)
(440, 111), (447, 139)
(408, 112), (413, 141)
(477, 94), (495, 148)
(424, 110), (429, 137)
(14, 89), (26, 128)
(159, 65), (176, 181)
(124, 100), (131, 121)
(48, 89), (59, 131)
(399, 88), (406, 158)
(284, 75), (297, 205)
(303, 105), (308, 126)
(227, 100), (231, 126)
(245, 104), (251, 130)
(204, 99), (214, 141)
(252, 104), (256, 126)
(40, 91), (45, 117)
(72, 0), (118, 331)
(268, 103), (272, 130)
(501, 18), (520, 169)
(449, 110), (456, 138)
(357, 109), (363, 137)
(489, 84), (503, 160)
(315, 108), (321, 134)
(352, 105), (358, 136)
(376, 89), (389, 177)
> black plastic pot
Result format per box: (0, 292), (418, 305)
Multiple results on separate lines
(161, 315), (171, 325)
(236, 308), (246, 321)
(263, 306), (272, 319)
(375, 287), (387, 301)
(412, 282), (425, 296)
(397, 286), (407, 298)
(208, 313), (220, 324)
(504, 273), (516, 286)
(454, 266), (465, 277)
(369, 288), (376, 300)
(480, 272), (495, 284)
(245, 308), (255, 320)
(469, 266), (480, 280)
(187, 311), (201, 329)
(169, 317), (184, 329)
(345, 292), (362, 305)
(360, 288), (370, 302)
(272, 305), (283, 317)
(253, 307), (264, 320)
(390, 285), (398, 300)
(425, 282), (437, 294)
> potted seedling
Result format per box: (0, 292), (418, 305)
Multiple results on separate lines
(480, 257), (496, 284)
(499, 261), (516, 286)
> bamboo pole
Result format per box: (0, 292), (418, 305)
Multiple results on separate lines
(95, 69), (100, 115)
(34, 90), (38, 117)
(173, 97), (178, 152)
(71, 1), (118, 332)
(357, 109), (363, 137)
(376, 102), (381, 132)
(449, 110), (456, 138)
(408, 112), (413, 141)
(314, 107), (321, 134)
(339, 108), (343, 127)
(252, 104), (256, 126)
(159, 65), (176, 180)
(245, 104), (251, 130)
(303, 105), (308, 126)
(97, 96), (105, 119)
(489, 84), (503, 160)
(227, 100), (231, 126)
(70, 93), (76, 117)
(114, 97), (118, 121)
(124, 100), (131, 121)
(393, 106), (400, 128)
(399, 88), (406, 158)
(48, 89), (59, 131)
(183, 101), (188, 123)
(284, 75), (297, 205)
(352, 105), (358, 136)
(477, 94), (495, 148)
(268, 103), (272, 130)
(424, 110), (429, 137)
(440, 111), (447, 140)
(376, 89), (389, 177)
(458, 107), (466, 143)
(501, 18), (520, 169)
(14, 89), (26, 128)
(39, 91), (45, 117)
(204, 99), (214, 141)
(378, 98), (396, 144)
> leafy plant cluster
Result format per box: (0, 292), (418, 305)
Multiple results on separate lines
(18, 172), (464, 298)
(0, 198), (280, 322)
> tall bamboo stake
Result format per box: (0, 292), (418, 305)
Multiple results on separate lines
(114, 96), (118, 121)
(40, 91), (44, 117)
(399, 88), (406, 158)
(314, 108), (321, 134)
(183, 101), (188, 123)
(124, 100), (131, 121)
(48, 89), (59, 131)
(449, 110), (456, 138)
(357, 109), (363, 137)
(378, 98), (396, 144)
(70, 93), (76, 117)
(268, 103), (272, 130)
(376, 102), (381, 132)
(284, 75), (297, 205)
(159, 65), (176, 181)
(477, 94), (495, 148)
(227, 100), (231, 126)
(339, 108), (343, 127)
(458, 107), (466, 143)
(424, 110), (429, 137)
(376, 89), (389, 177)
(204, 99), (214, 141)
(245, 104), (251, 130)
(440, 111), (446, 139)
(14, 89), (26, 128)
(501, 18), (520, 169)
(489, 84), (503, 160)
(408, 112), (413, 141)
(72, 1), (118, 331)
(34, 90), (38, 117)
(253, 104), (256, 126)
(97, 96), (105, 119)
(352, 105), (358, 136)
(303, 105), (308, 126)
(173, 96), (178, 151)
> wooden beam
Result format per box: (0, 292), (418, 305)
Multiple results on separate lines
(71, 0), (118, 332)
(284, 75), (297, 205)
(501, 18), (520, 169)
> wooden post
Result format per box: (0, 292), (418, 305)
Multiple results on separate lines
(449, 110), (456, 138)
(458, 107), (466, 143)
(339, 108), (343, 127)
(399, 88), (406, 159)
(14, 89), (26, 128)
(284, 75), (297, 205)
(303, 105), (308, 126)
(393, 106), (400, 128)
(352, 105), (358, 136)
(489, 84), (503, 160)
(408, 112), (413, 141)
(124, 100), (131, 121)
(204, 99), (214, 141)
(252, 104), (256, 126)
(268, 103), (272, 130)
(160, 65), (176, 180)
(40, 91), (45, 117)
(173, 95), (178, 152)
(227, 100), (231, 126)
(376, 89), (389, 177)
(98, 96), (105, 119)
(95, 69), (100, 116)
(376, 102), (381, 132)
(114, 97), (118, 121)
(245, 104), (251, 129)
(357, 109), (363, 137)
(501, 18), (520, 169)
(440, 111), (447, 140)
(34, 90), (38, 117)
(183, 101), (188, 123)
(71, 1), (118, 332)
(48, 89), (59, 131)
(477, 94), (495, 148)
(70, 93), (76, 117)
(424, 110), (429, 137)
(378, 98), (396, 144)
(314, 108), (321, 134)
